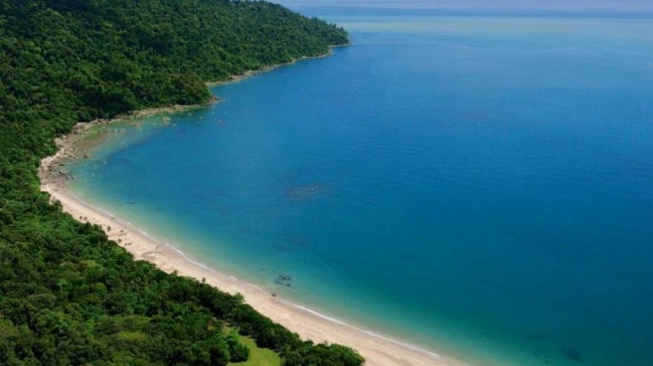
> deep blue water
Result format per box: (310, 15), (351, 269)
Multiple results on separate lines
(70, 14), (653, 366)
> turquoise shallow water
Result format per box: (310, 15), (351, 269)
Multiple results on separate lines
(70, 13), (653, 366)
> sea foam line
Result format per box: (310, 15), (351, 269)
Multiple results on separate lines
(287, 303), (441, 359)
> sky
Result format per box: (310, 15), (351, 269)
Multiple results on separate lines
(273, 0), (653, 15)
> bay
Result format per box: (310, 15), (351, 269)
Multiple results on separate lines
(70, 11), (653, 366)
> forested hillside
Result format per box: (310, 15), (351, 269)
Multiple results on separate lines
(0, 0), (360, 365)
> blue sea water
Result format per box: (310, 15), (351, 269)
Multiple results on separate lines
(69, 11), (653, 366)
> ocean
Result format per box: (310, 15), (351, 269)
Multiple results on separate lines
(69, 7), (653, 366)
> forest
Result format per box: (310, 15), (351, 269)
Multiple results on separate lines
(0, 0), (362, 365)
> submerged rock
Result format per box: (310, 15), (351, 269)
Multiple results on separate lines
(561, 347), (583, 363)
(274, 273), (293, 288)
(278, 273), (292, 281)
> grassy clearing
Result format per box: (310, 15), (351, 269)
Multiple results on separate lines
(227, 329), (281, 366)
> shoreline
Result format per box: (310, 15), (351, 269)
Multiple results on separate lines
(38, 56), (470, 366)
(40, 147), (469, 366)
(39, 127), (469, 366)
(40, 179), (468, 366)
(206, 45), (349, 87)
(38, 101), (218, 175)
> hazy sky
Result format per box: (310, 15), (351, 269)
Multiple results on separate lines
(274, 0), (653, 14)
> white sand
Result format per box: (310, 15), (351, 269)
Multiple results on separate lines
(39, 122), (471, 366)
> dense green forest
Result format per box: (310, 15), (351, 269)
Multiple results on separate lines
(0, 0), (361, 365)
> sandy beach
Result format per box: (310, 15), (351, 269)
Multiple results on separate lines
(39, 117), (469, 366)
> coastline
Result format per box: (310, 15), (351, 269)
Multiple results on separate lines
(206, 45), (348, 87)
(39, 117), (469, 366)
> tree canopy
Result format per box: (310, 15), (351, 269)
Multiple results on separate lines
(0, 0), (361, 364)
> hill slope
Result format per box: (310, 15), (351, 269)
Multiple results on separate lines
(0, 1), (360, 365)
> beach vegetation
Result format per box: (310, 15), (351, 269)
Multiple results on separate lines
(0, 0), (361, 365)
